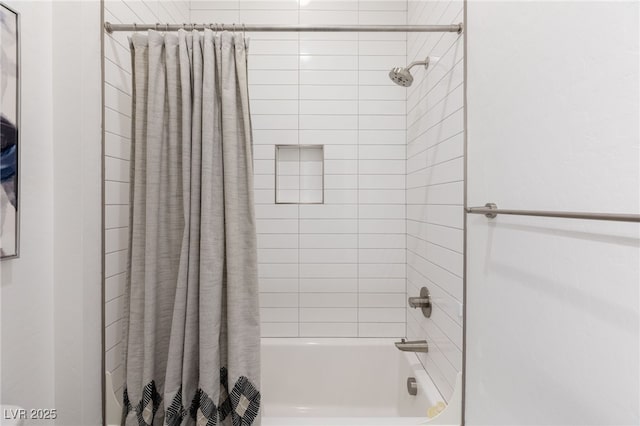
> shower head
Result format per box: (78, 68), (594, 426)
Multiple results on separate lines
(389, 67), (414, 87)
(388, 57), (430, 87)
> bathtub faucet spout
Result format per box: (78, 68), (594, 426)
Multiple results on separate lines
(394, 339), (429, 353)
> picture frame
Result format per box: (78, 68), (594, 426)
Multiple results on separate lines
(0, 2), (19, 260)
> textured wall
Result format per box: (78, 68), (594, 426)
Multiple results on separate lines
(405, 0), (464, 402)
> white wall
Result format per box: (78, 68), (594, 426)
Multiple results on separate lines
(52, 1), (103, 424)
(191, 0), (409, 338)
(405, 0), (464, 402)
(1, 1), (103, 425)
(102, 0), (190, 400)
(466, 1), (639, 425)
(0, 2), (56, 421)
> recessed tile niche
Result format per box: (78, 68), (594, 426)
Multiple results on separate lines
(275, 145), (324, 204)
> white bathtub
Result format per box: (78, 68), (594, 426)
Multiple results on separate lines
(261, 338), (461, 426)
(105, 338), (461, 426)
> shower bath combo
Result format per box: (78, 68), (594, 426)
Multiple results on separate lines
(103, 20), (465, 426)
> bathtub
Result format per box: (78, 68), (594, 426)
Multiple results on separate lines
(261, 338), (461, 426)
(105, 339), (461, 426)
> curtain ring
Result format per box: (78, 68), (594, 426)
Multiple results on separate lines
(242, 23), (246, 38)
(133, 22), (137, 32)
(165, 23), (169, 32)
(232, 23), (236, 34)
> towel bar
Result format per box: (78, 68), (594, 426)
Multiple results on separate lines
(467, 203), (640, 223)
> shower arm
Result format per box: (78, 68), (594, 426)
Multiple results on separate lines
(406, 57), (430, 71)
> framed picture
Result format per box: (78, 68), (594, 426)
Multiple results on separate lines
(0, 2), (19, 259)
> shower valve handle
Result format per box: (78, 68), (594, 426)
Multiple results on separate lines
(408, 296), (430, 308)
(408, 287), (432, 318)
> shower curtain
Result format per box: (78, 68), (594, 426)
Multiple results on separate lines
(121, 29), (260, 426)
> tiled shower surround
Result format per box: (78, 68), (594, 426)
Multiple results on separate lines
(406, 0), (464, 400)
(103, 0), (464, 401)
(192, 0), (409, 339)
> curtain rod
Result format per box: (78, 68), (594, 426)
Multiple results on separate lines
(104, 22), (463, 34)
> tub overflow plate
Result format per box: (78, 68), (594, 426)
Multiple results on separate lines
(407, 377), (418, 396)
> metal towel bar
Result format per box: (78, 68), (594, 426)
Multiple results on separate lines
(467, 203), (640, 223)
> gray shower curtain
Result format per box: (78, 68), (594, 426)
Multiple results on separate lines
(121, 29), (260, 426)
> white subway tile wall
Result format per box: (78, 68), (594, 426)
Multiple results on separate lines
(189, 0), (408, 338)
(406, 0), (464, 402)
(103, 0), (190, 400)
